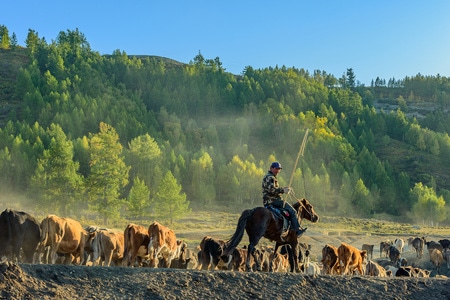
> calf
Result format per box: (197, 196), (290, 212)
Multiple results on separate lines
(167, 241), (190, 269)
(394, 238), (405, 253)
(218, 247), (253, 271)
(411, 237), (425, 258)
(256, 246), (273, 272)
(271, 251), (290, 273)
(90, 229), (124, 266)
(438, 239), (450, 249)
(198, 236), (226, 270)
(413, 267), (431, 278)
(445, 248), (450, 269)
(395, 266), (414, 277)
(388, 245), (400, 266)
(303, 257), (321, 275)
(430, 249), (444, 273)
(361, 244), (374, 260)
(321, 244), (339, 275)
(380, 240), (392, 258)
(365, 260), (389, 277)
(338, 242), (367, 275)
(426, 241), (444, 254)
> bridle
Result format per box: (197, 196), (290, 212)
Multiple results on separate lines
(286, 191), (315, 224)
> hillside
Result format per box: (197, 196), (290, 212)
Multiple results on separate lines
(0, 48), (28, 126)
(0, 44), (449, 225)
(375, 137), (450, 192)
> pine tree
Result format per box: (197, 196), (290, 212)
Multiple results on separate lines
(86, 122), (130, 224)
(127, 176), (151, 220)
(154, 171), (190, 224)
(30, 124), (83, 215)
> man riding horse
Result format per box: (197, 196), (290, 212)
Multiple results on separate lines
(221, 161), (318, 272)
(262, 161), (307, 237)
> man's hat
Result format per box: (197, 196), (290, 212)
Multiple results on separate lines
(270, 162), (282, 169)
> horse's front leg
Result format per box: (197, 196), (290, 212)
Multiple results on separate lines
(268, 243), (280, 272)
(291, 243), (301, 273)
(246, 243), (255, 272)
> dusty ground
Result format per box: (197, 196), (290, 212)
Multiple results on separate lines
(1, 231), (450, 300)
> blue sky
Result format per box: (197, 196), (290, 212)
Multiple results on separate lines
(3, 1), (450, 85)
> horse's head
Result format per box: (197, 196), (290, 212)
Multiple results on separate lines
(293, 198), (319, 223)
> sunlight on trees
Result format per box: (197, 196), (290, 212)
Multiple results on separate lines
(410, 182), (446, 226)
(86, 122), (130, 225)
(154, 171), (190, 224)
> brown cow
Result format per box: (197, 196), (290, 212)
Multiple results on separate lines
(37, 214), (88, 265)
(182, 246), (199, 270)
(365, 260), (389, 277)
(90, 229), (124, 266)
(147, 221), (179, 268)
(338, 242), (367, 275)
(271, 251), (290, 273)
(167, 240), (190, 269)
(413, 267), (431, 278)
(122, 223), (150, 267)
(255, 246), (273, 272)
(218, 247), (255, 271)
(321, 244), (339, 275)
(379, 240), (392, 258)
(411, 237), (425, 258)
(430, 249), (444, 273)
(361, 244), (374, 260)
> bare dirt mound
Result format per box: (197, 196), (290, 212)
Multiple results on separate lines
(1, 262), (450, 300)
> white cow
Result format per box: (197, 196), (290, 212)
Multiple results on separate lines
(394, 238), (405, 253)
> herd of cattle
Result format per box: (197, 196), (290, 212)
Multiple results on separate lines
(1, 208), (450, 278)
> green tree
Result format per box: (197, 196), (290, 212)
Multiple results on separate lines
(29, 124), (83, 215)
(154, 171), (190, 224)
(189, 150), (216, 206)
(0, 26), (10, 49)
(350, 178), (371, 216)
(86, 122), (130, 224)
(127, 176), (151, 220)
(346, 68), (356, 89)
(410, 182), (446, 226)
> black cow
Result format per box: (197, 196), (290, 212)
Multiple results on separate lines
(438, 239), (450, 249)
(197, 236), (226, 270)
(395, 266), (414, 277)
(0, 209), (41, 263)
(388, 245), (400, 266)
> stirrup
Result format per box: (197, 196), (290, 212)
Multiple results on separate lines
(296, 227), (307, 237)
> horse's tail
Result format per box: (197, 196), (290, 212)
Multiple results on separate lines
(222, 209), (253, 256)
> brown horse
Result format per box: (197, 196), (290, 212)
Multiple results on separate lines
(222, 198), (319, 272)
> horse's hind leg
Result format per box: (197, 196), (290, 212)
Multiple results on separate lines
(246, 235), (263, 272)
(252, 249), (262, 272)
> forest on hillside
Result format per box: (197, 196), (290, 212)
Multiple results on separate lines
(0, 26), (449, 226)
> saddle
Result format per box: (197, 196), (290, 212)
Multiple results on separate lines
(266, 205), (290, 238)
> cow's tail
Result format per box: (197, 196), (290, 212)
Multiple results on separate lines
(122, 225), (131, 266)
(222, 209), (252, 257)
(39, 216), (49, 245)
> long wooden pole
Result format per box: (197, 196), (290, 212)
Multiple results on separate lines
(284, 129), (309, 208)
(288, 128), (309, 188)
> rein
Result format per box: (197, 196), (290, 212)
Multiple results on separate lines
(286, 190), (314, 225)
